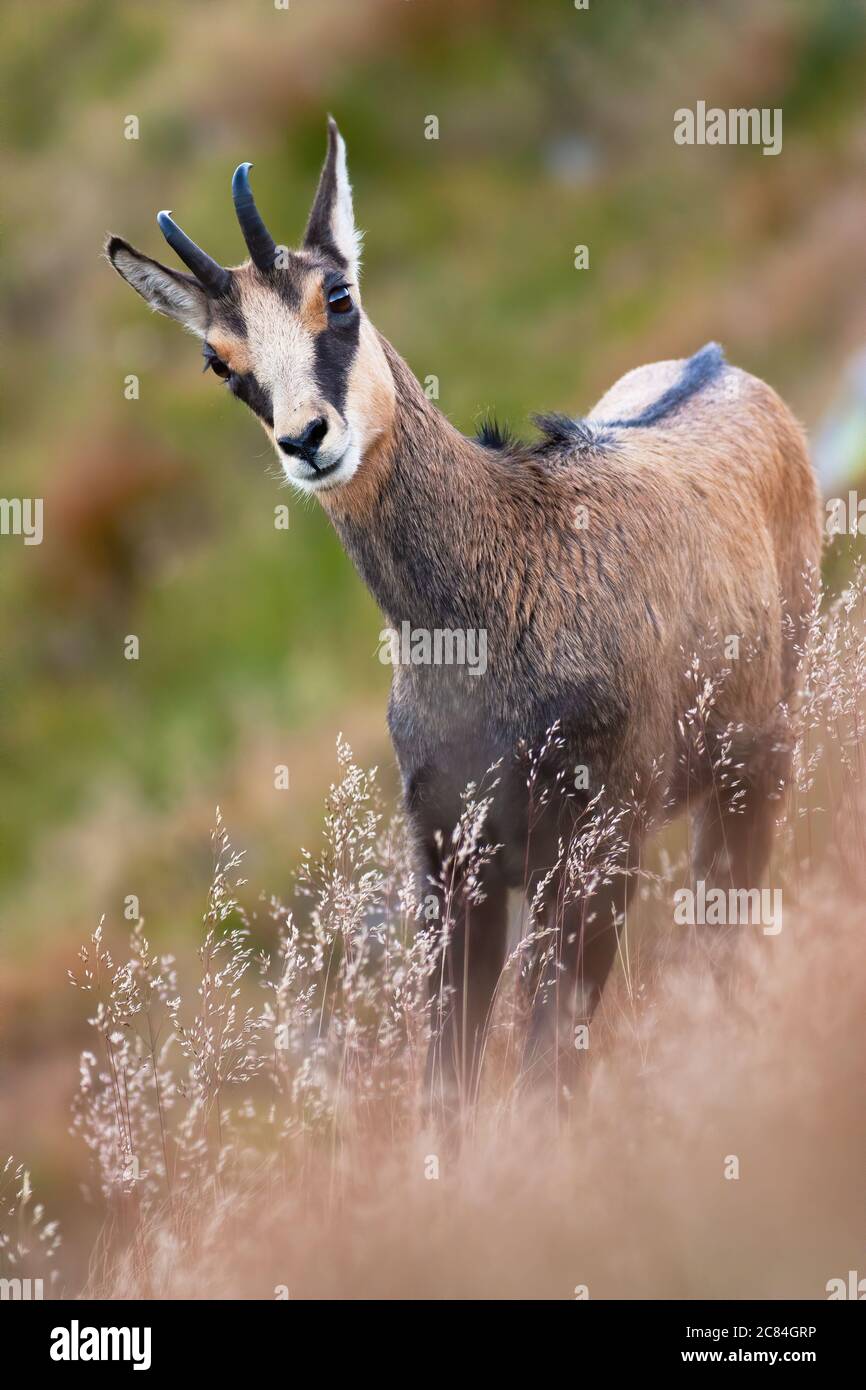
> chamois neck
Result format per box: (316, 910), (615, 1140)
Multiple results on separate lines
(324, 336), (512, 629)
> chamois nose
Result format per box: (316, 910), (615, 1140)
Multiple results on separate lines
(277, 417), (329, 464)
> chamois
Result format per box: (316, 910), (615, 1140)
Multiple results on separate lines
(107, 119), (822, 1100)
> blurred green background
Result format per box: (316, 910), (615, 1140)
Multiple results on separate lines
(2, 0), (866, 1255)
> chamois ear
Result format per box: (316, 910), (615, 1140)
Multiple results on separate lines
(303, 117), (362, 282)
(105, 236), (210, 335)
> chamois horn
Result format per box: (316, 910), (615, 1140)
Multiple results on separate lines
(156, 211), (231, 295)
(232, 162), (277, 271)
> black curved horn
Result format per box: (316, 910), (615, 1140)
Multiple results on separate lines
(156, 211), (231, 295)
(232, 163), (277, 271)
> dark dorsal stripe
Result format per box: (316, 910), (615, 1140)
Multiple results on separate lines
(601, 342), (726, 429)
(533, 343), (726, 454)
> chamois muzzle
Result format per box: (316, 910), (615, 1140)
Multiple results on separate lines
(156, 211), (231, 295)
(232, 162), (278, 272)
(277, 417), (330, 465)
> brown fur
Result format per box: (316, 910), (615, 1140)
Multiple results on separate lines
(298, 277), (329, 334)
(318, 340), (821, 1098)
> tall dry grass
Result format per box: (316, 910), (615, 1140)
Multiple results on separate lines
(4, 561), (866, 1299)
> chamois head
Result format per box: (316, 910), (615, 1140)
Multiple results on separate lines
(107, 119), (394, 493)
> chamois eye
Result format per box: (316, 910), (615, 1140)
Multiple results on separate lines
(203, 345), (231, 379)
(328, 285), (353, 314)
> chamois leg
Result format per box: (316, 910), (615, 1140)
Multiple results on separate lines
(690, 741), (789, 974)
(523, 867), (636, 1089)
(692, 742), (789, 893)
(425, 870), (509, 1113)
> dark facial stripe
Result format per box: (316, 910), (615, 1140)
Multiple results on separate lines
(230, 370), (273, 428)
(270, 264), (305, 311)
(313, 313), (360, 416)
(210, 278), (248, 339)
